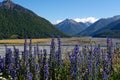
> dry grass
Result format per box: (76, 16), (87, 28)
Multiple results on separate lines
(0, 38), (51, 44)
(112, 54), (120, 72)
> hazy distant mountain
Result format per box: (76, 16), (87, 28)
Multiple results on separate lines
(92, 19), (120, 38)
(77, 15), (120, 36)
(55, 19), (89, 36)
(0, 0), (67, 39)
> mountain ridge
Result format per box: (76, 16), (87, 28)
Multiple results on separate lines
(55, 19), (90, 36)
(92, 18), (120, 38)
(76, 15), (120, 36)
(0, 0), (67, 39)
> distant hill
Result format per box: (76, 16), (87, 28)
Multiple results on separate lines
(92, 19), (120, 38)
(55, 19), (89, 36)
(77, 15), (120, 36)
(0, 0), (67, 39)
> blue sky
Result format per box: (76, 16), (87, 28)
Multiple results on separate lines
(0, 0), (120, 23)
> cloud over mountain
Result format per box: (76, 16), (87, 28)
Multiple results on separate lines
(54, 17), (98, 24)
(74, 17), (98, 23)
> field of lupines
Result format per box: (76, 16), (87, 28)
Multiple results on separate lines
(0, 37), (120, 80)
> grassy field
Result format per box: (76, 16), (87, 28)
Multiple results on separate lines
(0, 38), (51, 44)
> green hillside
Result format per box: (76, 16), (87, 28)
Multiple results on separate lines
(0, 0), (67, 39)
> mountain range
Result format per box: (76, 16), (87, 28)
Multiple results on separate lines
(77, 15), (120, 37)
(0, 0), (67, 39)
(92, 19), (120, 38)
(55, 19), (90, 35)
(55, 15), (120, 38)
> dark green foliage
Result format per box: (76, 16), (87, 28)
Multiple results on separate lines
(93, 30), (120, 38)
(0, 1), (67, 39)
(109, 71), (120, 80)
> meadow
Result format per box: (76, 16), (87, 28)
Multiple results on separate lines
(0, 37), (120, 80)
(0, 39), (50, 45)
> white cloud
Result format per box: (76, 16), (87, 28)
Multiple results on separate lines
(53, 17), (99, 24)
(74, 17), (98, 23)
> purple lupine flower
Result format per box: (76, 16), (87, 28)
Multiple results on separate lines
(27, 72), (33, 80)
(43, 49), (47, 68)
(107, 37), (110, 44)
(26, 63), (30, 73)
(54, 51), (58, 67)
(35, 63), (40, 73)
(23, 39), (27, 61)
(14, 48), (19, 68)
(68, 45), (79, 80)
(77, 51), (82, 79)
(36, 44), (39, 52)
(10, 69), (16, 80)
(34, 47), (37, 59)
(36, 44), (40, 58)
(34, 63), (40, 79)
(25, 50), (29, 64)
(1, 57), (5, 75)
(101, 49), (106, 63)
(16, 63), (20, 73)
(38, 50), (43, 66)
(93, 47), (100, 66)
(44, 63), (49, 80)
(0, 56), (4, 73)
(38, 73), (40, 79)
(30, 53), (36, 71)
(69, 53), (77, 80)
(73, 45), (79, 78)
(93, 47), (100, 79)
(5, 48), (12, 66)
(106, 37), (113, 75)
(57, 36), (62, 66)
(103, 70), (108, 80)
(49, 37), (56, 72)
(74, 45), (79, 53)
(87, 54), (93, 79)
(49, 37), (56, 80)
(49, 37), (55, 60)
(103, 58), (108, 80)
(8, 63), (13, 71)
(11, 57), (15, 65)
(68, 52), (72, 64)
